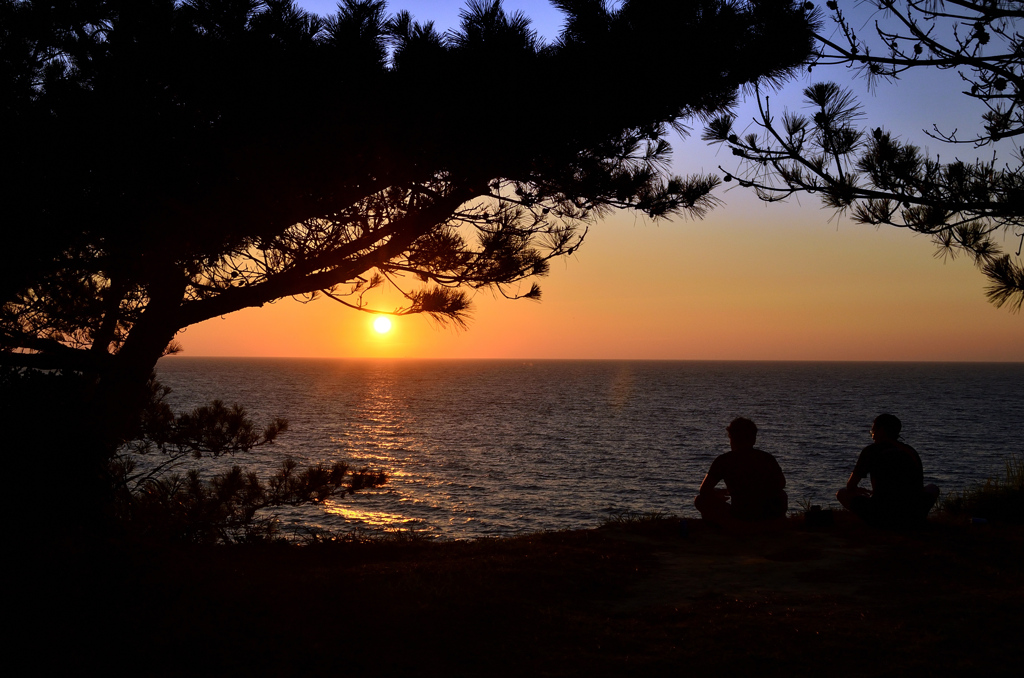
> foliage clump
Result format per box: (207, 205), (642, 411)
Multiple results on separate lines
(938, 454), (1024, 524)
(112, 457), (387, 544)
(706, 0), (1024, 310)
(111, 376), (387, 543)
(128, 377), (289, 457)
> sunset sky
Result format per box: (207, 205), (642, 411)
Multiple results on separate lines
(176, 1), (1024, 362)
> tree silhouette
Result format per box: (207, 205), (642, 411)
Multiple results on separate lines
(1, 0), (816, 527)
(705, 0), (1024, 311)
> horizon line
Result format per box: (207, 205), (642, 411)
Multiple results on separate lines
(160, 355), (1024, 364)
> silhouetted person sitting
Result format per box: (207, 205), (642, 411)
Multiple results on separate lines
(695, 417), (788, 531)
(837, 413), (940, 529)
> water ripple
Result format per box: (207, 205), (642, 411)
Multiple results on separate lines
(150, 358), (1024, 539)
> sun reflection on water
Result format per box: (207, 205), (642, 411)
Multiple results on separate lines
(322, 502), (413, 528)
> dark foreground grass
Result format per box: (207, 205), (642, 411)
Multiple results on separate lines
(18, 515), (1024, 677)
(938, 454), (1024, 524)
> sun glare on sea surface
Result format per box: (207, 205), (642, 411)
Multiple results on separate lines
(373, 316), (392, 334)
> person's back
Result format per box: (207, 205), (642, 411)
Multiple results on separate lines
(837, 414), (938, 529)
(707, 447), (787, 521)
(859, 440), (924, 507)
(695, 417), (788, 528)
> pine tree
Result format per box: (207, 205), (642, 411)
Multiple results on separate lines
(705, 0), (1024, 311)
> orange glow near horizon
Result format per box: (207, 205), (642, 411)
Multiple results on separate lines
(171, 1), (1024, 363)
(174, 200), (1024, 363)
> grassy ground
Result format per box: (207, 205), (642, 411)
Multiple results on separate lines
(22, 513), (1024, 677)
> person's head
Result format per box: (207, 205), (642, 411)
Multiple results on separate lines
(871, 413), (902, 442)
(726, 417), (757, 449)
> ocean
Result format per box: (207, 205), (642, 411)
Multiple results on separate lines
(148, 358), (1023, 539)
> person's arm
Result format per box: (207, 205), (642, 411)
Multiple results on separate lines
(771, 456), (786, 490)
(697, 473), (717, 495)
(846, 448), (871, 494)
(845, 471), (869, 494)
(698, 459), (728, 497)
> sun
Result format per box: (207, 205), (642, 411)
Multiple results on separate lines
(373, 316), (392, 334)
